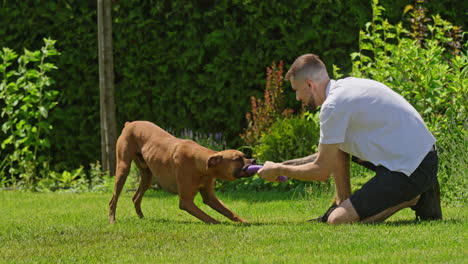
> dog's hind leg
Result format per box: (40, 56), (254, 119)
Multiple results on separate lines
(109, 136), (135, 224)
(132, 155), (152, 219)
(109, 160), (131, 224)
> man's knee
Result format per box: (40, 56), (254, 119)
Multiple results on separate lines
(327, 199), (360, 225)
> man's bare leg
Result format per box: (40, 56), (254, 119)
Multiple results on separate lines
(327, 196), (420, 225)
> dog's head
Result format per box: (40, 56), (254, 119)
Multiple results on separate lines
(206, 150), (257, 180)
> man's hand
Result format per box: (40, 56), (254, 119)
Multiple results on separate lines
(257, 143), (342, 183)
(258, 161), (282, 182)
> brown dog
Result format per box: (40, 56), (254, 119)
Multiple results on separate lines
(108, 121), (256, 224)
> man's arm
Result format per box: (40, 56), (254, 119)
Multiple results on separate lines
(281, 153), (318, 165)
(258, 143), (341, 182)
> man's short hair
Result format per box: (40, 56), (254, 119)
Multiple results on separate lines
(285, 54), (329, 82)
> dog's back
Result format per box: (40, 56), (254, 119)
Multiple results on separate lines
(117, 121), (211, 193)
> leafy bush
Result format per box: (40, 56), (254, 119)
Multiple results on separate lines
(35, 161), (116, 193)
(436, 127), (467, 205)
(36, 166), (85, 192)
(0, 38), (60, 186)
(253, 112), (320, 164)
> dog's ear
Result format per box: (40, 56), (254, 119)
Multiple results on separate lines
(207, 154), (223, 168)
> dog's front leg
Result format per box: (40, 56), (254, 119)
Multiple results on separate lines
(177, 176), (219, 224)
(200, 183), (248, 223)
(179, 196), (220, 224)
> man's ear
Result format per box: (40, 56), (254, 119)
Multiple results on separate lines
(306, 79), (314, 91)
(207, 154), (223, 168)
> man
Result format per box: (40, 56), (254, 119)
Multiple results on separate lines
(258, 54), (442, 224)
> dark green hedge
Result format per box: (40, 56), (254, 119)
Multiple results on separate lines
(0, 0), (465, 169)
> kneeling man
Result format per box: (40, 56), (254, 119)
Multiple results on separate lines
(258, 54), (442, 224)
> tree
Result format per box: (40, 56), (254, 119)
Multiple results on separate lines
(97, 0), (117, 176)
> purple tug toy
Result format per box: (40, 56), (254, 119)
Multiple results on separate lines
(245, 165), (288, 182)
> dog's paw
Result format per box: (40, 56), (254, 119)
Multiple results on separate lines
(234, 217), (249, 224)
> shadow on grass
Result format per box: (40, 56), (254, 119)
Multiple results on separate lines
(139, 216), (314, 227)
(243, 218), (463, 227)
(144, 218), (208, 226)
(359, 218), (463, 227)
(140, 216), (461, 227)
(383, 218), (462, 226)
(141, 218), (299, 227)
(136, 187), (334, 203)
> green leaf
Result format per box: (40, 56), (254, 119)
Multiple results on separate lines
(1, 135), (14, 149)
(350, 52), (361, 60)
(2, 121), (11, 133)
(39, 106), (48, 118)
(23, 49), (41, 62)
(40, 63), (58, 72)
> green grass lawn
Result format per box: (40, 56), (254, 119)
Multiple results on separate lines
(1, 189), (466, 263)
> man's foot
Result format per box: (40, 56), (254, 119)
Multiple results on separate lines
(412, 178), (442, 221)
(308, 203), (338, 223)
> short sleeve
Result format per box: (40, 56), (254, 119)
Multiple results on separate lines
(319, 103), (351, 144)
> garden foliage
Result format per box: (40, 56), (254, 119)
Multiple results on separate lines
(0, 1), (466, 197)
(0, 38), (59, 186)
(0, 0), (464, 170)
(241, 61), (292, 147)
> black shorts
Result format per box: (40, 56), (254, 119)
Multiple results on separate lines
(349, 146), (438, 220)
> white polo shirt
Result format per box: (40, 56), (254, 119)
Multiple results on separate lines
(319, 77), (436, 176)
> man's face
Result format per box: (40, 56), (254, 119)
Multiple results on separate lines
(291, 77), (317, 111)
